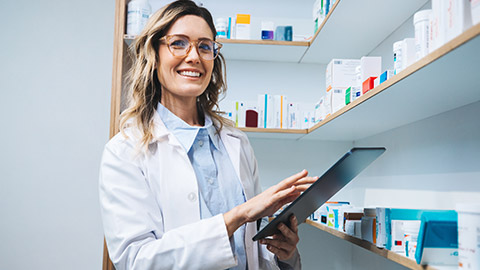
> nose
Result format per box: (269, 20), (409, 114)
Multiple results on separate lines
(184, 43), (201, 64)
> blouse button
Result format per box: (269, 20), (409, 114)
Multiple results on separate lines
(187, 192), (197, 202)
(198, 140), (204, 147)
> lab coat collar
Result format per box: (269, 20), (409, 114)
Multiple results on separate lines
(154, 103), (220, 151)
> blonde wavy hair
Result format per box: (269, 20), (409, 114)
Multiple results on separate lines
(120, 0), (228, 149)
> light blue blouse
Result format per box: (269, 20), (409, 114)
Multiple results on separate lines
(157, 103), (247, 270)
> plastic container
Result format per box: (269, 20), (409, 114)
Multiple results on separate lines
(393, 40), (403, 75)
(393, 38), (415, 75)
(216, 18), (228, 38)
(414, 9), (432, 60)
(456, 203), (480, 269)
(472, 0), (480, 25)
(126, 0), (152, 36)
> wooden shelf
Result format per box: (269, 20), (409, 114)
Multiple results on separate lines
(301, 0), (429, 64)
(238, 127), (307, 139)
(218, 38), (309, 47)
(305, 220), (453, 270)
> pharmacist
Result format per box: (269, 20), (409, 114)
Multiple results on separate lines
(99, 1), (317, 269)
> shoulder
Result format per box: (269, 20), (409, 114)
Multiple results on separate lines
(104, 126), (143, 159)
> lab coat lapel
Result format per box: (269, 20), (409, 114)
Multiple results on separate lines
(220, 130), (241, 180)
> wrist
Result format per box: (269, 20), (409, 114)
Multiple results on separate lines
(224, 205), (248, 237)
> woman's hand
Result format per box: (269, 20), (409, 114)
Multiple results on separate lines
(260, 215), (299, 261)
(224, 170), (317, 237)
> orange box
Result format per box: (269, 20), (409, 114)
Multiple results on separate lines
(236, 14), (251, 24)
(362, 77), (377, 94)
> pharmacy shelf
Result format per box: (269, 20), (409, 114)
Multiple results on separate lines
(217, 38), (309, 63)
(303, 23), (480, 141)
(238, 127), (307, 139)
(300, 0), (429, 64)
(305, 220), (451, 270)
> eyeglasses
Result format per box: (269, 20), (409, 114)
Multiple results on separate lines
(160, 34), (222, 61)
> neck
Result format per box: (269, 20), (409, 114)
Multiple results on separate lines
(161, 95), (203, 126)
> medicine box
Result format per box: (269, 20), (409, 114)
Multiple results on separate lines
(328, 87), (348, 114)
(415, 211), (458, 266)
(362, 77), (377, 94)
(235, 14), (251, 40)
(325, 59), (360, 89)
(360, 56), (382, 82)
(380, 70), (394, 84)
(345, 87), (351, 105)
(273, 95), (288, 129)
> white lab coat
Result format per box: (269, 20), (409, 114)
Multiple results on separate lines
(99, 112), (300, 270)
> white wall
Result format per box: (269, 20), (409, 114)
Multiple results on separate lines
(0, 0), (114, 269)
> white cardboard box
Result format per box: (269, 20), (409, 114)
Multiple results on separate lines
(326, 59), (361, 89)
(360, 56), (382, 82)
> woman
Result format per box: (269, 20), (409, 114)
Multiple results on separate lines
(99, 1), (317, 269)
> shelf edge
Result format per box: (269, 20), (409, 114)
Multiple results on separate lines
(305, 220), (436, 270)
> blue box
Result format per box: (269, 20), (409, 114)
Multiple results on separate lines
(380, 70), (394, 84)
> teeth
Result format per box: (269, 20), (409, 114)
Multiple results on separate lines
(179, 71), (201, 77)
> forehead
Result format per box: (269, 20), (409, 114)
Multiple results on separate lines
(166, 15), (214, 40)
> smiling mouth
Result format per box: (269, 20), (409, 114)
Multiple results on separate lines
(178, 70), (202, 78)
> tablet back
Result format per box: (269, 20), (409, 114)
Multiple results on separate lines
(253, 147), (386, 241)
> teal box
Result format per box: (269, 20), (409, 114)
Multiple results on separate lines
(415, 211), (458, 266)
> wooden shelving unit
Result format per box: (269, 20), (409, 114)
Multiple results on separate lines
(305, 220), (452, 270)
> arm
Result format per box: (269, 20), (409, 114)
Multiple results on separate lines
(99, 141), (236, 270)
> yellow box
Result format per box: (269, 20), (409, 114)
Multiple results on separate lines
(236, 14), (251, 24)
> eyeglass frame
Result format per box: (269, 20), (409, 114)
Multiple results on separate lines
(159, 34), (223, 61)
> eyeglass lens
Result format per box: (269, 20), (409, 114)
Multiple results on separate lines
(168, 36), (219, 60)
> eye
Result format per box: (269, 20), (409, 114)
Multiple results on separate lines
(169, 38), (188, 49)
(198, 41), (213, 52)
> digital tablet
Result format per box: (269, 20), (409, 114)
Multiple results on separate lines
(252, 147), (386, 241)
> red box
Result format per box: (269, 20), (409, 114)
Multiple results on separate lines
(362, 77), (377, 94)
(245, 109), (258, 128)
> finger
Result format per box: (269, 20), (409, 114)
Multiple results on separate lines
(266, 244), (289, 259)
(292, 184), (314, 192)
(277, 170), (308, 190)
(290, 215), (298, 234)
(277, 222), (297, 243)
(293, 176), (319, 186)
(272, 185), (298, 202)
(260, 238), (289, 250)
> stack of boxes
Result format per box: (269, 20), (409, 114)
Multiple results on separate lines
(325, 59), (360, 116)
(322, 57), (382, 119)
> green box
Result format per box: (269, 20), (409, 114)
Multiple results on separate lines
(345, 87), (351, 105)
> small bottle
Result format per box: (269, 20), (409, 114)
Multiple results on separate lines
(215, 18), (227, 38)
(126, 0), (152, 36)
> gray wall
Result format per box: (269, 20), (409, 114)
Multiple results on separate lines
(0, 0), (114, 269)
